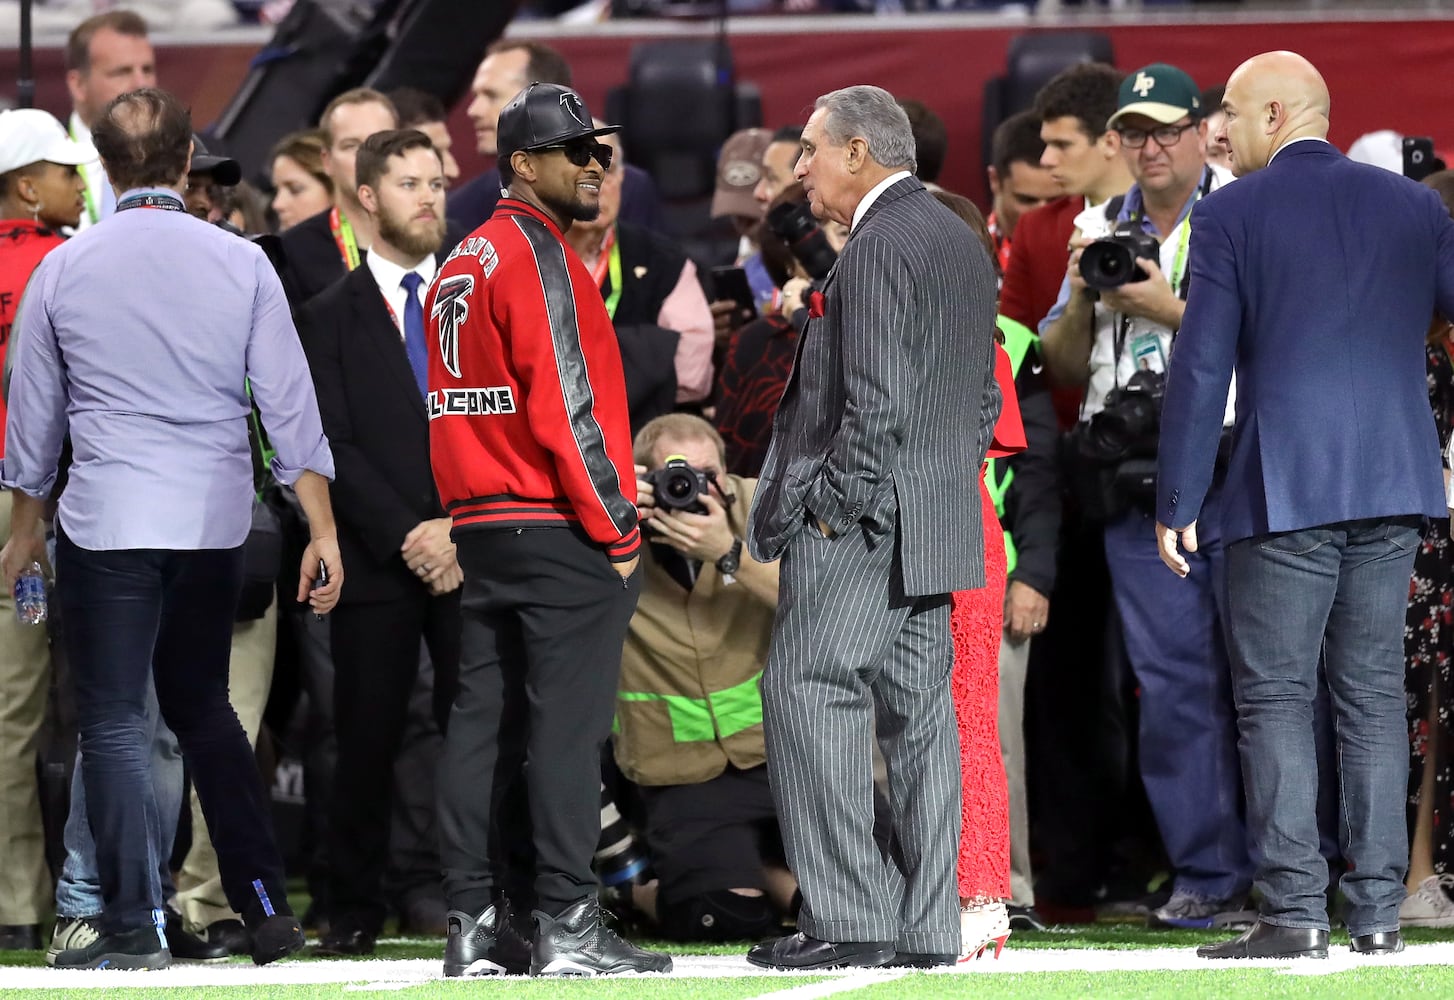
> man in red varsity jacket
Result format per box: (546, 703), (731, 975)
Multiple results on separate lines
(424, 82), (671, 979)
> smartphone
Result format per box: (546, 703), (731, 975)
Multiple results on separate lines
(1404, 136), (1437, 182)
(312, 559), (328, 621)
(710, 265), (758, 322)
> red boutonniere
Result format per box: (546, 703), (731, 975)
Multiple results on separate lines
(807, 290), (826, 319)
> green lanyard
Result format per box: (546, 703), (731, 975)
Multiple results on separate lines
(69, 120), (99, 226)
(598, 227), (623, 319)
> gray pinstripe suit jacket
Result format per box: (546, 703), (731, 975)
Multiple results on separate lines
(747, 175), (1002, 597)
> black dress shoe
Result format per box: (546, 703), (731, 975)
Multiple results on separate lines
(198, 919), (251, 957)
(0, 924), (42, 951)
(315, 923), (376, 957)
(890, 951), (955, 968)
(1197, 920), (1329, 960)
(746, 932), (894, 971)
(1350, 931), (1404, 954)
(165, 910), (229, 963)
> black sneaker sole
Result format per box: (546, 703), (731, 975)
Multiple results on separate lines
(531, 957), (675, 976)
(54, 948), (170, 970)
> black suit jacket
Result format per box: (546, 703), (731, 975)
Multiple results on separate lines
(278, 208), (344, 309)
(297, 265), (444, 605)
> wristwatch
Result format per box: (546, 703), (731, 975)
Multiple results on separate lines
(715, 537), (743, 576)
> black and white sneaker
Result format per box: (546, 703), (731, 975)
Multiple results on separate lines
(444, 899), (531, 977)
(46, 915), (102, 967)
(531, 897), (672, 977)
(52, 925), (170, 970)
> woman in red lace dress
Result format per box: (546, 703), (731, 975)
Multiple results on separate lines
(931, 189), (1024, 962)
(950, 344), (1023, 960)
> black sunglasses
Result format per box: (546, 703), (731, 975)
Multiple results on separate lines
(531, 140), (612, 171)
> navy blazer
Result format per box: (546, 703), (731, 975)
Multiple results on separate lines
(1157, 140), (1454, 543)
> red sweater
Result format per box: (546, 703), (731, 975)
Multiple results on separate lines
(425, 199), (640, 562)
(0, 220), (66, 456)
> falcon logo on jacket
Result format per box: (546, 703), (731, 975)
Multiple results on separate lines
(431, 274), (474, 379)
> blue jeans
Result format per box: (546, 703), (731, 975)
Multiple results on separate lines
(53, 684), (183, 920)
(1223, 516), (1422, 935)
(55, 531), (290, 934)
(1103, 484), (1253, 901)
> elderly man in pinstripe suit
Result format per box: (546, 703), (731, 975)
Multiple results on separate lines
(745, 85), (1001, 970)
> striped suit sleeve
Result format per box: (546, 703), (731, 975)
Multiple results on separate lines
(505, 219), (640, 559)
(812, 233), (915, 532)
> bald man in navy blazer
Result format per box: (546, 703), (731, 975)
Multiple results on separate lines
(1156, 51), (1454, 960)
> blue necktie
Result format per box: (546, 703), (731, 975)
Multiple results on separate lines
(400, 272), (428, 399)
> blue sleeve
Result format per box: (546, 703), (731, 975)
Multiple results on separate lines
(1156, 200), (1240, 528)
(0, 256), (68, 498)
(1038, 274), (1072, 335)
(244, 248), (335, 484)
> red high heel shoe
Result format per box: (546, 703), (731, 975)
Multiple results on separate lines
(959, 900), (1011, 962)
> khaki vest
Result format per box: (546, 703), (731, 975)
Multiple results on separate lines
(613, 475), (772, 786)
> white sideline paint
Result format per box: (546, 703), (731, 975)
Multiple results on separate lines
(4, 944), (1454, 990)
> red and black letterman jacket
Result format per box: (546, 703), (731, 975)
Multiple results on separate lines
(425, 198), (640, 562)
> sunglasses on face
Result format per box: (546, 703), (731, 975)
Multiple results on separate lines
(533, 140), (613, 170)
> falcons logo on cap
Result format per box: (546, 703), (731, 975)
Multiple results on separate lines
(431, 274), (474, 380)
(560, 92), (589, 128)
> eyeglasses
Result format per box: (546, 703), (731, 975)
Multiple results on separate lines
(1117, 122), (1196, 149)
(531, 140), (613, 171)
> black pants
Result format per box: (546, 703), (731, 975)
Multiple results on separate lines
(326, 588), (460, 931)
(56, 530), (289, 933)
(440, 527), (639, 917)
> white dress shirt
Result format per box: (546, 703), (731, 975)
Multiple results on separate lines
(1267, 136), (1331, 166)
(364, 249), (437, 339)
(851, 170), (914, 231)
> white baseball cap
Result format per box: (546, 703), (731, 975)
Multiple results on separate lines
(0, 109), (98, 175)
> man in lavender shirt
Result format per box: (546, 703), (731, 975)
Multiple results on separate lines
(0, 88), (342, 970)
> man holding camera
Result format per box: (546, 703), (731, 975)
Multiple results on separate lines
(612, 414), (792, 941)
(1039, 63), (1250, 929)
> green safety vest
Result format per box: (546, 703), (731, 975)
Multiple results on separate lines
(985, 315), (1038, 576)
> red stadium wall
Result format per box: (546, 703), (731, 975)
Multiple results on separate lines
(2, 18), (1450, 206)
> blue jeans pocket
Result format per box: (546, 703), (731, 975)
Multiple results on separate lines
(1258, 529), (1329, 557)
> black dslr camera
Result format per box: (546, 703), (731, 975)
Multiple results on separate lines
(1077, 369), (1166, 465)
(644, 456), (711, 514)
(767, 200), (838, 281)
(1080, 224), (1161, 291)
(1065, 369), (1166, 520)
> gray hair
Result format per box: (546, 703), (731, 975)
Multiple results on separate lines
(814, 86), (917, 173)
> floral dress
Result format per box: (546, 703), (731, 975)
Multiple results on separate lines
(1406, 336), (1454, 871)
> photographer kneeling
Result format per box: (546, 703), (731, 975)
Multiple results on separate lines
(1038, 64), (1252, 930)
(613, 414), (795, 941)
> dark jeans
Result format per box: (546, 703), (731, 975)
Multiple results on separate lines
(1223, 516), (1422, 935)
(440, 527), (639, 918)
(56, 531), (289, 934)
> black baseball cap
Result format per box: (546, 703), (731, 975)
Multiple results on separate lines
(496, 83), (619, 164)
(189, 134), (242, 187)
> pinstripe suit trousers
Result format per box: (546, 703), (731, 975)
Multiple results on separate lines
(762, 509), (960, 954)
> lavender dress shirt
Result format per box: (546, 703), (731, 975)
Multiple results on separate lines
(1, 188), (333, 551)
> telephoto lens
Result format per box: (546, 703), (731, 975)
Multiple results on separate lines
(595, 784), (651, 888)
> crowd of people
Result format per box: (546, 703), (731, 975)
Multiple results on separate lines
(2, 5), (1454, 978)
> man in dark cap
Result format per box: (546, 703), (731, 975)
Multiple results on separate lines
(181, 134), (241, 223)
(425, 82), (672, 979)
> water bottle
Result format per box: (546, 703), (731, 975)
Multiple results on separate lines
(14, 562), (47, 626)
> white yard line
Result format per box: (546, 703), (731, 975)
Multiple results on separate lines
(4, 944), (1454, 990)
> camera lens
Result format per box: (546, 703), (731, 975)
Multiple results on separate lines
(665, 473), (693, 499)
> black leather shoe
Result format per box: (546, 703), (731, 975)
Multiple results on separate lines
(198, 919), (251, 957)
(0, 924), (42, 951)
(1351, 931), (1404, 954)
(746, 932), (895, 971)
(315, 921), (376, 957)
(1197, 920), (1329, 959)
(889, 951), (955, 968)
(443, 899), (531, 977)
(165, 910), (229, 963)
(531, 897), (673, 976)
(1007, 906), (1048, 932)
